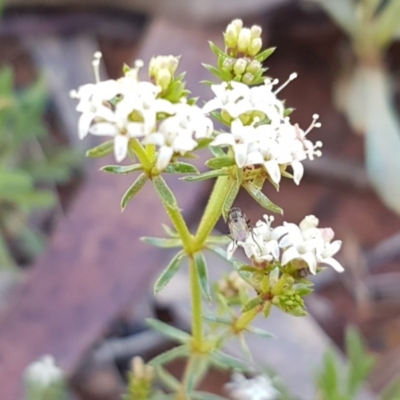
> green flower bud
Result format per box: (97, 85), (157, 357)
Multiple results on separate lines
(237, 28), (251, 53)
(250, 25), (262, 39)
(248, 38), (262, 57)
(224, 24), (238, 48)
(246, 59), (262, 75)
(149, 55), (179, 80)
(231, 19), (243, 33)
(242, 72), (254, 85)
(156, 68), (172, 91)
(233, 58), (248, 75)
(222, 57), (235, 72)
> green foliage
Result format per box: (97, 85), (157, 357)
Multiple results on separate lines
(0, 67), (80, 269)
(315, 327), (375, 400)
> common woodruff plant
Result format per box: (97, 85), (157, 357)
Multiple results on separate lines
(71, 19), (344, 400)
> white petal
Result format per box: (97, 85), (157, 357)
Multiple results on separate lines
(291, 160), (304, 185)
(321, 257), (344, 273)
(114, 135), (129, 162)
(234, 143), (247, 168)
(264, 160), (281, 184)
(90, 122), (119, 136)
(173, 135), (197, 153)
(245, 151), (264, 166)
(210, 133), (235, 147)
(202, 98), (222, 114)
(227, 241), (238, 260)
(281, 246), (300, 266)
(142, 133), (165, 146)
(78, 112), (94, 139)
(126, 122), (145, 138)
(300, 252), (318, 274)
(156, 146), (174, 170)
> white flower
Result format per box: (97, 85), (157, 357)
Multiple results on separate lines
(24, 355), (63, 388)
(279, 215), (343, 274)
(225, 372), (279, 400)
(143, 104), (213, 170)
(228, 214), (343, 274)
(211, 118), (257, 167)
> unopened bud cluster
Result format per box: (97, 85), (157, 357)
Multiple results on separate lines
(125, 357), (155, 400)
(224, 19), (262, 57)
(149, 55), (180, 91)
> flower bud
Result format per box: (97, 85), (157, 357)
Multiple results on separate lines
(224, 24), (239, 48)
(155, 68), (172, 91)
(247, 38), (262, 56)
(246, 59), (262, 75)
(149, 55), (179, 81)
(250, 25), (262, 39)
(233, 58), (248, 75)
(221, 109), (233, 124)
(231, 19), (243, 33)
(222, 57), (235, 72)
(242, 72), (254, 85)
(237, 28), (251, 53)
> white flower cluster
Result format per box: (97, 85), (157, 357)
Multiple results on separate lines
(225, 372), (279, 400)
(70, 53), (213, 169)
(203, 78), (322, 185)
(228, 214), (343, 275)
(24, 355), (64, 388)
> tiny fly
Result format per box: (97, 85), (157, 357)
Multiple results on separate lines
(227, 207), (262, 254)
(227, 207), (251, 243)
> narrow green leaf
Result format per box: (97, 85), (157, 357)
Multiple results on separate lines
(205, 235), (231, 246)
(246, 325), (274, 338)
(162, 224), (179, 237)
(208, 41), (225, 58)
(165, 162), (199, 174)
(202, 64), (232, 81)
(194, 252), (212, 302)
(243, 182), (283, 214)
(153, 251), (185, 293)
(185, 355), (209, 393)
(209, 146), (226, 158)
(206, 157), (235, 169)
(153, 175), (178, 210)
(222, 179), (240, 220)
(149, 345), (189, 366)
(121, 173), (147, 210)
(155, 366), (180, 390)
(101, 164), (142, 174)
(141, 237), (183, 248)
(239, 333), (252, 361)
(181, 169), (229, 182)
(146, 318), (191, 343)
(210, 351), (250, 372)
(196, 137), (214, 150)
(203, 315), (231, 325)
(254, 47), (276, 62)
(242, 296), (262, 313)
(86, 140), (114, 158)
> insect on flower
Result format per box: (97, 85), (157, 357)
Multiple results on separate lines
(227, 207), (261, 253)
(227, 207), (251, 243)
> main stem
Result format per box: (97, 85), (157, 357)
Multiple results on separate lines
(189, 256), (203, 347)
(194, 175), (230, 247)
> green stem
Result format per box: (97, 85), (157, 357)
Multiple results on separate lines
(189, 256), (203, 346)
(129, 139), (152, 171)
(164, 204), (193, 252)
(234, 306), (261, 332)
(194, 175), (231, 247)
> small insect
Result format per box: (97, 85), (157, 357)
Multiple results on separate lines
(227, 207), (252, 243)
(227, 207), (262, 253)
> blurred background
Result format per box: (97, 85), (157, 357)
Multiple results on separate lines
(1, 0), (400, 399)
